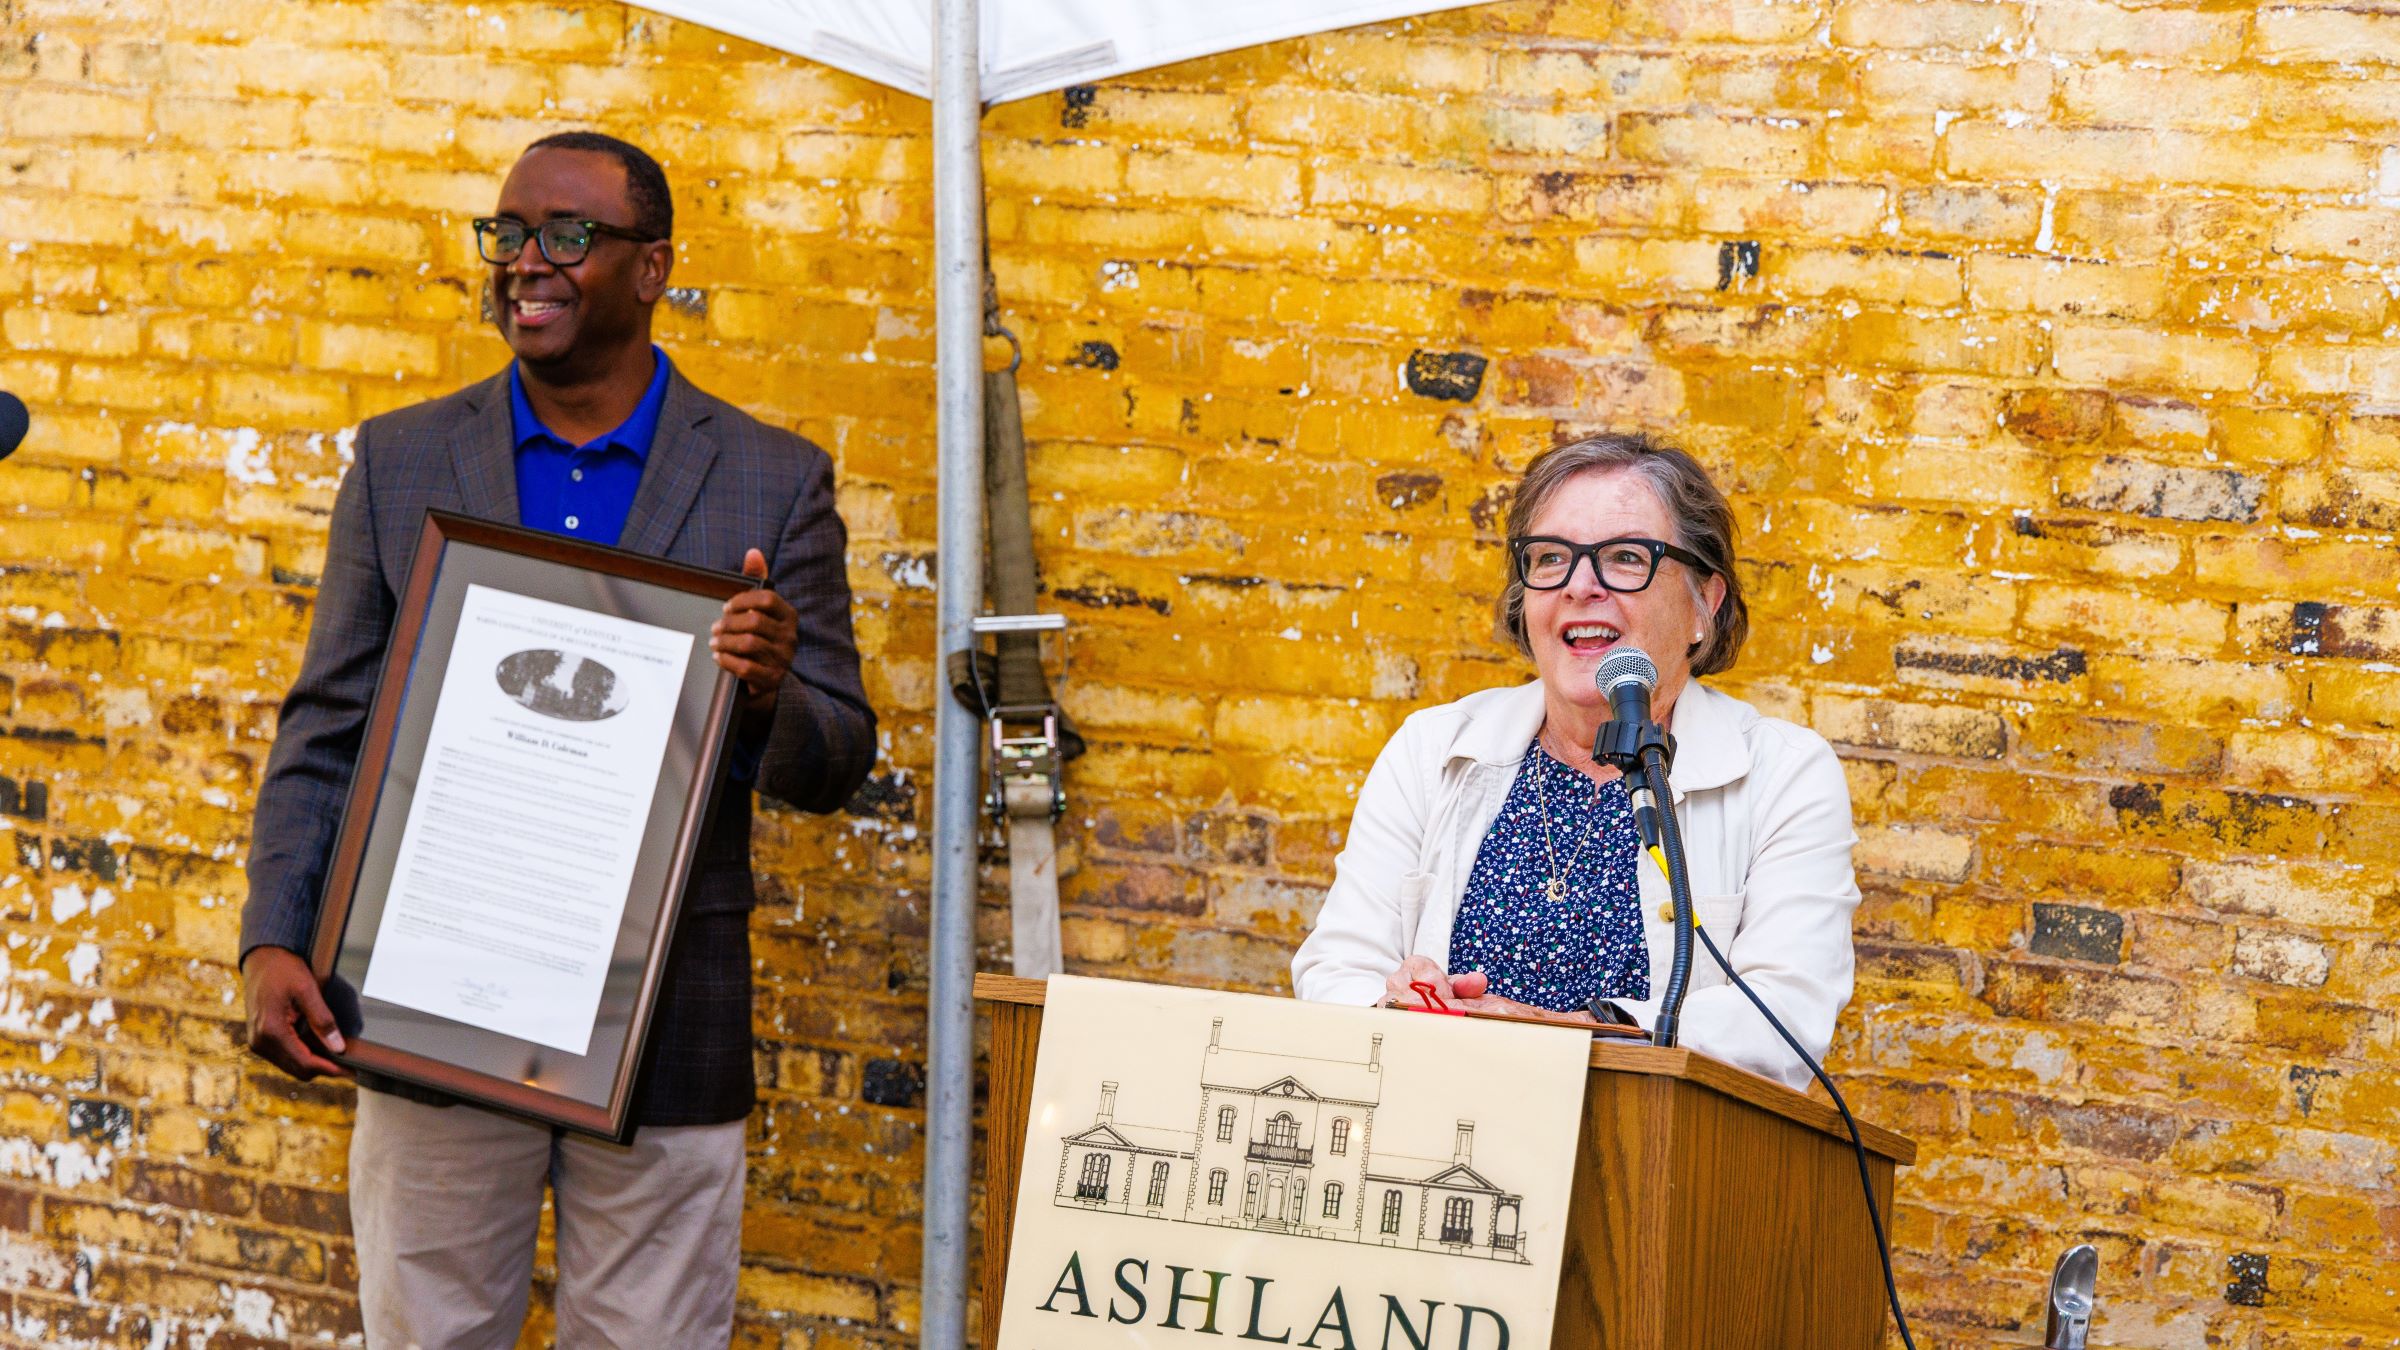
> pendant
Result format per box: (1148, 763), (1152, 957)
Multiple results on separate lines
(1544, 877), (1567, 903)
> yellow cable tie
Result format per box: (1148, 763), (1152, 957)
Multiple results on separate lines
(1647, 847), (1699, 927)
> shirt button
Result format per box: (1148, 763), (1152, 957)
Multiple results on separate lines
(565, 515), (580, 530)
(1658, 903), (1677, 923)
(571, 469), (584, 482)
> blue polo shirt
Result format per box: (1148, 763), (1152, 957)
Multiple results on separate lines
(511, 349), (768, 778)
(509, 347), (671, 546)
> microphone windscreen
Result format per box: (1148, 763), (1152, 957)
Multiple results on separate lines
(0, 393), (25, 461)
(1595, 645), (1659, 696)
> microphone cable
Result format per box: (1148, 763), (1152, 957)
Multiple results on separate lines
(1647, 846), (1917, 1350)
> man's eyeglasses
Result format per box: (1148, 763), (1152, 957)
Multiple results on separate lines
(1509, 536), (1710, 592)
(473, 217), (660, 267)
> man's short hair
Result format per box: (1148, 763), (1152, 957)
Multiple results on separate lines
(525, 131), (674, 240)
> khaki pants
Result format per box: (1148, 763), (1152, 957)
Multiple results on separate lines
(349, 1089), (746, 1349)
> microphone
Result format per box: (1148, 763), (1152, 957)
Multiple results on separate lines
(1596, 645), (1658, 723)
(1595, 648), (1664, 850)
(0, 392), (26, 462)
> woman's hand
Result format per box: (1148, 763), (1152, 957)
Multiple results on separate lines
(1384, 956), (1483, 1010)
(1385, 963), (1598, 1026)
(1451, 975), (1601, 1027)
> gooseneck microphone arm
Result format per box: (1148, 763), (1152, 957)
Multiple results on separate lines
(1636, 741), (1695, 1047)
(1589, 647), (1694, 1047)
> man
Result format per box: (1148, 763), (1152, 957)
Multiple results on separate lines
(240, 132), (874, 1347)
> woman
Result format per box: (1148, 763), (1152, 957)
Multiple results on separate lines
(1291, 434), (1858, 1089)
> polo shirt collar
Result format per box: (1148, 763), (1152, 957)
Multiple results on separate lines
(508, 346), (672, 460)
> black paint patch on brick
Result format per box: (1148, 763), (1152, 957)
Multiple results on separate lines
(1060, 84), (1097, 128)
(2029, 902), (2124, 965)
(2288, 1064), (2339, 1117)
(2225, 1252), (2269, 1307)
(258, 1181), (352, 1235)
(4, 725), (101, 746)
(67, 1099), (131, 1148)
(1716, 239), (1760, 290)
(1054, 583), (1168, 614)
(2288, 601), (2328, 655)
(1375, 471), (1444, 511)
(1404, 350), (1487, 402)
(2225, 790), (2314, 843)
(843, 770), (917, 821)
(2287, 602), (2400, 660)
(1182, 573), (1344, 595)
(1469, 484), (1514, 535)
(1184, 811), (1274, 867)
(1895, 646), (2087, 684)
(271, 566), (320, 587)
(12, 835), (38, 870)
(861, 1057), (925, 1109)
(663, 287), (707, 318)
(49, 835), (118, 881)
(2011, 515), (2044, 537)
(1066, 340), (1119, 371)
(2108, 782), (2163, 818)
(0, 774), (46, 821)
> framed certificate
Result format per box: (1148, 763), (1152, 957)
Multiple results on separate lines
(309, 510), (746, 1142)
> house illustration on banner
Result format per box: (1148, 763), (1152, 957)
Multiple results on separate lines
(1050, 1017), (1529, 1263)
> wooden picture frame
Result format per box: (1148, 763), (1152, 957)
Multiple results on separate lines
(308, 509), (747, 1143)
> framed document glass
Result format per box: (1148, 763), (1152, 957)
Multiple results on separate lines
(309, 510), (745, 1142)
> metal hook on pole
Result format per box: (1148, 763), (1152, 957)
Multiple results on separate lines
(981, 266), (1023, 374)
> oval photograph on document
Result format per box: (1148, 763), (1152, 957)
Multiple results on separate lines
(494, 649), (631, 722)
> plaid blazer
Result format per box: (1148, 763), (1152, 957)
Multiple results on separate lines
(242, 366), (875, 1126)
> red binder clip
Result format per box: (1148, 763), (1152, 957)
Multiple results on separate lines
(1407, 980), (1466, 1016)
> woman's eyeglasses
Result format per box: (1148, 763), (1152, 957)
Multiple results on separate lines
(1509, 536), (1709, 592)
(473, 217), (660, 267)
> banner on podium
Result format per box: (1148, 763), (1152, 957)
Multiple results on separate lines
(997, 976), (1590, 1349)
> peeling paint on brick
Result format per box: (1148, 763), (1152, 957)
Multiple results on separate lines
(1374, 470), (1443, 511)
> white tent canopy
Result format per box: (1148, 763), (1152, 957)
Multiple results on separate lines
(635, 0), (1473, 102)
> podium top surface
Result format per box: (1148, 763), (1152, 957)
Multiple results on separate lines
(973, 973), (1914, 1166)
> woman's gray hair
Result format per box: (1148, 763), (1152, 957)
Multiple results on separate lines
(1493, 433), (1750, 677)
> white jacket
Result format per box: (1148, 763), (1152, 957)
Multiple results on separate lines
(1290, 679), (1860, 1090)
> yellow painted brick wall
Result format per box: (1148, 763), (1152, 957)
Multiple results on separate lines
(2, 0), (2397, 1345)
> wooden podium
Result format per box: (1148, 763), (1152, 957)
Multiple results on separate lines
(975, 974), (1916, 1349)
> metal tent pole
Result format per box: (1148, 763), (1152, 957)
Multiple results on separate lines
(923, 0), (983, 1345)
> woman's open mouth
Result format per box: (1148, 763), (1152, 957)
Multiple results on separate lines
(1562, 622), (1621, 653)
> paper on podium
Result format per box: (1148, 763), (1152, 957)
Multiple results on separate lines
(996, 975), (1590, 1349)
